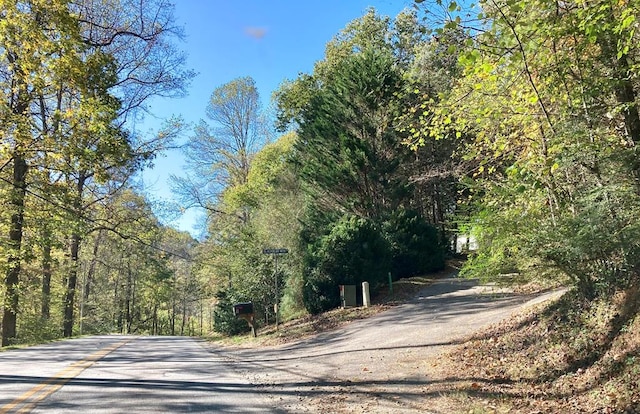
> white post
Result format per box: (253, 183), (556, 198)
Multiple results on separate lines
(362, 281), (370, 308)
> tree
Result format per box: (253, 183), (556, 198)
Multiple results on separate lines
(74, 192), (197, 336)
(0, 0), (102, 346)
(75, 0), (193, 121)
(275, 8), (426, 131)
(399, 26), (469, 234)
(243, 132), (306, 320)
(303, 215), (391, 314)
(270, 8), (451, 317)
(384, 208), (445, 280)
(212, 288), (250, 336)
(171, 77), (275, 329)
(172, 76), (268, 224)
(413, 0), (640, 298)
(295, 47), (409, 222)
(61, 0), (192, 337)
(191, 131), (307, 327)
(0, 0), (191, 345)
(275, 9), (451, 229)
(61, 0), (190, 338)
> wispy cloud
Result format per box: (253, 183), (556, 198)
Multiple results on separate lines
(244, 26), (268, 40)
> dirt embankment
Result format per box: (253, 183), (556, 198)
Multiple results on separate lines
(424, 286), (640, 413)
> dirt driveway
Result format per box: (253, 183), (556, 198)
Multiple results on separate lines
(209, 277), (564, 413)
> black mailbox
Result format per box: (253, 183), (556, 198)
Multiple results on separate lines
(233, 302), (254, 316)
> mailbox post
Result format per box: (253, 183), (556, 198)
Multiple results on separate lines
(262, 248), (288, 329)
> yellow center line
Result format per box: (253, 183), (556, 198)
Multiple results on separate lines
(0, 338), (133, 414)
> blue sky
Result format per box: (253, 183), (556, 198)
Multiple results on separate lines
(139, 0), (416, 236)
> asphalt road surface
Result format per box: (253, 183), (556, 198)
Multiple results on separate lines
(0, 277), (564, 413)
(219, 277), (564, 413)
(0, 335), (277, 413)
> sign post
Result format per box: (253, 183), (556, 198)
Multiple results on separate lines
(262, 248), (288, 329)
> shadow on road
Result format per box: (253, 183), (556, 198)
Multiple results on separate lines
(208, 339), (464, 364)
(229, 278), (534, 361)
(0, 372), (489, 414)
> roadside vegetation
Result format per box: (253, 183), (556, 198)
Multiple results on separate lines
(0, 0), (196, 346)
(209, 269), (442, 347)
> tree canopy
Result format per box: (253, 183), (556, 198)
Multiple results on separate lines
(0, 0), (192, 346)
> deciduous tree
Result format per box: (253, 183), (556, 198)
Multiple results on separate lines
(414, 0), (640, 298)
(172, 76), (267, 224)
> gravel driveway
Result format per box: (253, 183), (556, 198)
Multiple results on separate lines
(206, 277), (565, 413)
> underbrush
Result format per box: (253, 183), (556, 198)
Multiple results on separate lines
(211, 305), (390, 347)
(429, 285), (640, 413)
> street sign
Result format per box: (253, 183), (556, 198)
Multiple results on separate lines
(262, 248), (288, 254)
(262, 248), (288, 330)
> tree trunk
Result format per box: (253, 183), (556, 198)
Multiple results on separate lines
(180, 296), (187, 336)
(152, 303), (158, 335)
(84, 229), (104, 303)
(609, 55), (640, 147)
(170, 279), (176, 336)
(63, 174), (86, 338)
(607, 51), (640, 146)
(2, 155), (28, 347)
(125, 267), (132, 334)
(63, 232), (81, 337)
(114, 267), (121, 333)
(128, 267), (135, 334)
(200, 299), (203, 336)
(597, 34), (640, 184)
(41, 233), (52, 320)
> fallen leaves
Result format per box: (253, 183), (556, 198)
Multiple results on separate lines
(417, 287), (640, 413)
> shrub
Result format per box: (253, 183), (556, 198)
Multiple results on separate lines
(303, 215), (392, 314)
(383, 209), (445, 280)
(212, 288), (251, 336)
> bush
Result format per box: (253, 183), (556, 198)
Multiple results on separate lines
(383, 209), (445, 280)
(280, 268), (308, 321)
(212, 288), (251, 336)
(303, 215), (392, 314)
(302, 268), (338, 315)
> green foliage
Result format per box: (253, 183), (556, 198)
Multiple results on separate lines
(415, 0), (640, 299)
(279, 268), (306, 321)
(532, 182), (640, 297)
(195, 130), (306, 328)
(212, 288), (250, 336)
(246, 134), (307, 321)
(172, 76), (266, 216)
(302, 268), (336, 316)
(226, 227), (280, 322)
(273, 8), (457, 318)
(275, 8), (424, 130)
(295, 46), (409, 221)
(0, 0), (193, 345)
(383, 209), (445, 280)
(303, 215), (391, 314)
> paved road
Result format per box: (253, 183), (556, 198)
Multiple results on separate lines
(213, 278), (565, 413)
(0, 336), (278, 413)
(0, 278), (563, 413)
